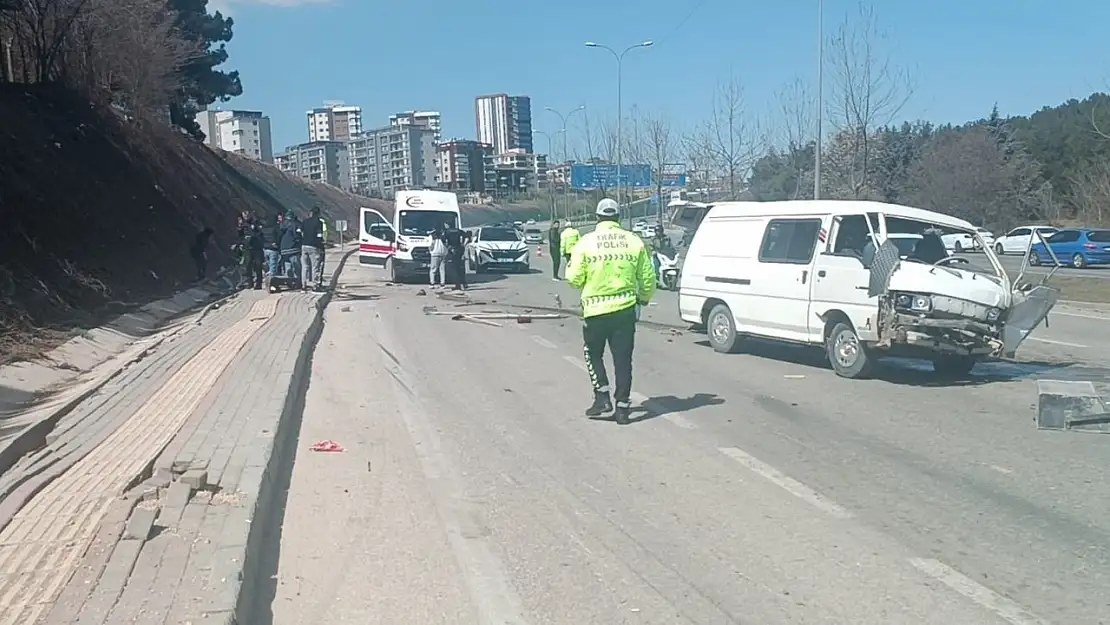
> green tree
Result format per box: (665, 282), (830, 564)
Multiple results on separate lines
(168, 0), (242, 138)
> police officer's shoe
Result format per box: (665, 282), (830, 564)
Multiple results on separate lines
(613, 402), (632, 425)
(585, 391), (612, 417)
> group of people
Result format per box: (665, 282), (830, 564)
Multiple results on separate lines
(188, 206), (332, 292)
(429, 220), (472, 290)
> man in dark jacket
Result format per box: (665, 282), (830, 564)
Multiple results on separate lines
(300, 207), (327, 291)
(441, 222), (469, 290)
(244, 216), (265, 290)
(548, 220), (562, 280)
(190, 227), (214, 282)
(278, 211), (302, 283)
(263, 215), (282, 276)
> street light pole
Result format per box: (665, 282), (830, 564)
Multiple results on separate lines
(585, 40), (652, 226)
(814, 0), (824, 200)
(544, 105), (585, 221)
(535, 130), (557, 220)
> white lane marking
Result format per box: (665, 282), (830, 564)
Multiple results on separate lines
(531, 335), (557, 349)
(564, 355), (588, 371)
(1053, 310), (1110, 321)
(988, 464), (1013, 475)
(718, 447), (853, 519)
(908, 558), (1051, 625)
(1027, 336), (1087, 349)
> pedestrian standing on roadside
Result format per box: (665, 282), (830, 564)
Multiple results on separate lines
(244, 216), (265, 290)
(300, 206), (327, 291)
(429, 222), (449, 287)
(189, 226), (214, 282)
(442, 220), (468, 291)
(279, 210), (302, 285)
(548, 220), (562, 280)
(264, 214), (282, 277)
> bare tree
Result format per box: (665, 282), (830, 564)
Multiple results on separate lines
(1069, 159), (1110, 225)
(642, 113), (676, 221)
(901, 126), (1045, 228)
(825, 3), (913, 198)
(2, 0), (95, 83)
(681, 126), (715, 199)
(701, 74), (761, 199)
(774, 76), (816, 199)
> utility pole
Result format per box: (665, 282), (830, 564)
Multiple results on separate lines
(814, 0), (824, 200)
(585, 41), (653, 226)
(544, 106), (585, 221)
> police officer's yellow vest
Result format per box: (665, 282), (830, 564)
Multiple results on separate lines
(559, 226), (581, 256)
(565, 221), (657, 318)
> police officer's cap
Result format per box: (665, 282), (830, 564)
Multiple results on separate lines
(595, 198), (619, 217)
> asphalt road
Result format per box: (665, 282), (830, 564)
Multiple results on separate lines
(268, 262), (1109, 624)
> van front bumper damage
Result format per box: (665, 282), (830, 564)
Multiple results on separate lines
(878, 292), (1004, 356)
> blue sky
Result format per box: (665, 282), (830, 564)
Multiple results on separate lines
(213, 0), (1110, 155)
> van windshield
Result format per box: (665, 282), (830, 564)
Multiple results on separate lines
(399, 210), (457, 235)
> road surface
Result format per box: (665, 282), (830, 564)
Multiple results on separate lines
(267, 261), (1110, 624)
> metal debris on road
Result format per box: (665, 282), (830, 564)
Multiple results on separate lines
(451, 314), (503, 327)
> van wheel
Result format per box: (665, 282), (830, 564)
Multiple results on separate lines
(386, 257), (399, 283)
(706, 304), (742, 354)
(932, 354), (977, 378)
(827, 322), (874, 378)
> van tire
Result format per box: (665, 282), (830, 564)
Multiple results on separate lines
(706, 304), (742, 354)
(827, 322), (874, 379)
(932, 354), (977, 378)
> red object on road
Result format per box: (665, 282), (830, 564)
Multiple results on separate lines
(310, 440), (345, 452)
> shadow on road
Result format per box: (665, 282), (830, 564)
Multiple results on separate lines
(589, 392), (725, 425)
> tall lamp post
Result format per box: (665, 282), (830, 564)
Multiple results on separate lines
(585, 40), (652, 225)
(544, 105), (585, 221)
(535, 130), (557, 220)
(814, 0), (824, 200)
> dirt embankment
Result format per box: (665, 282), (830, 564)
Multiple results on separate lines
(0, 85), (368, 363)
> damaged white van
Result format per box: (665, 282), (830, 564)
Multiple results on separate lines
(677, 200), (1060, 378)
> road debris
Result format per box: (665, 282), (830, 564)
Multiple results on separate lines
(451, 314), (502, 327)
(310, 440), (345, 452)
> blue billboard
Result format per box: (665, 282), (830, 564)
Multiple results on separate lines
(660, 173), (687, 187)
(570, 164), (652, 189)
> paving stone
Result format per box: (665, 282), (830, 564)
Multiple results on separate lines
(123, 506), (157, 541)
(181, 469), (208, 491)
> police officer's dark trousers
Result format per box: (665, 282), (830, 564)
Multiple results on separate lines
(582, 305), (636, 407)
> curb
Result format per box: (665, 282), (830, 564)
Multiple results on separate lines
(233, 246), (356, 625)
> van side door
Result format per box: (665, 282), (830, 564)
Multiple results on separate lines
(810, 214), (880, 342)
(359, 207), (394, 266)
(748, 217), (824, 341)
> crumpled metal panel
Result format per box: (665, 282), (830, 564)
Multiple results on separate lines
(867, 239), (902, 298)
(1002, 284), (1060, 355)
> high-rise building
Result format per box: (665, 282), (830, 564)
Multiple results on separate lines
(475, 94), (533, 155)
(346, 125), (437, 197)
(307, 102), (362, 142)
(195, 109), (274, 163)
(437, 140), (494, 192)
(274, 141), (350, 188)
(390, 111), (442, 142)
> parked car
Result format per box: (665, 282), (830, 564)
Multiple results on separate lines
(1028, 229), (1110, 268)
(942, 227), (996, 252)
(974, 227), (996, 248)
(993, 225), (1058, 255)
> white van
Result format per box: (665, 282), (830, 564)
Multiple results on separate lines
(359, 190), (462, 282)
(677, 200), (1059, 378)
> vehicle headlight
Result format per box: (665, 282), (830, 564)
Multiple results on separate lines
(895, 293), (932, 312)
(397, 241), (408, 252)
(986, 307), (1001, 321)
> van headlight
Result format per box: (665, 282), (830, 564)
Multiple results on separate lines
(894, 293), (932, 312)
(986, 307), (1001, 321)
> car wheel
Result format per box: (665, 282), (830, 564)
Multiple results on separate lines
(1072, 253), (1087, 269)
(827, 322), (874, 379)
(954, 241), (963, 253)
(932, 354), (977, 378)
(994, 243), (1005, 255)
(1028, 251), (1041, 266)
(706, 304), (742, 354)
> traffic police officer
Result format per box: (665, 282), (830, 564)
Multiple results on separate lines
(559, 222), (581, 269)
(566, 198), (657, 425)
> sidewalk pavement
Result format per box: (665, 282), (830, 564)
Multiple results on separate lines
(0, 245), (353, 625)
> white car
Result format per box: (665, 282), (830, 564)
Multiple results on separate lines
(974, 227), (996, 248)
(993, 226), (1058, 255)
(632, 220), (647, 235)
(467, 226), (529, 273)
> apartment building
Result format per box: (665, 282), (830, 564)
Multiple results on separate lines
(195, 109), (274, 163)
(346, 125), (437, 197)
(390, 111), (442, 142)
(437, 140), (494, 192)
(274, 141), (350, 188)
(493, 149), (547, 193)
(307, 102), (362, 142)
(475, 94), (533, 155)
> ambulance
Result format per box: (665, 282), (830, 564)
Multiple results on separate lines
(359, 190), (462, 283)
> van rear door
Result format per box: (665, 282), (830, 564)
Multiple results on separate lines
(359, 207), (394, 266)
